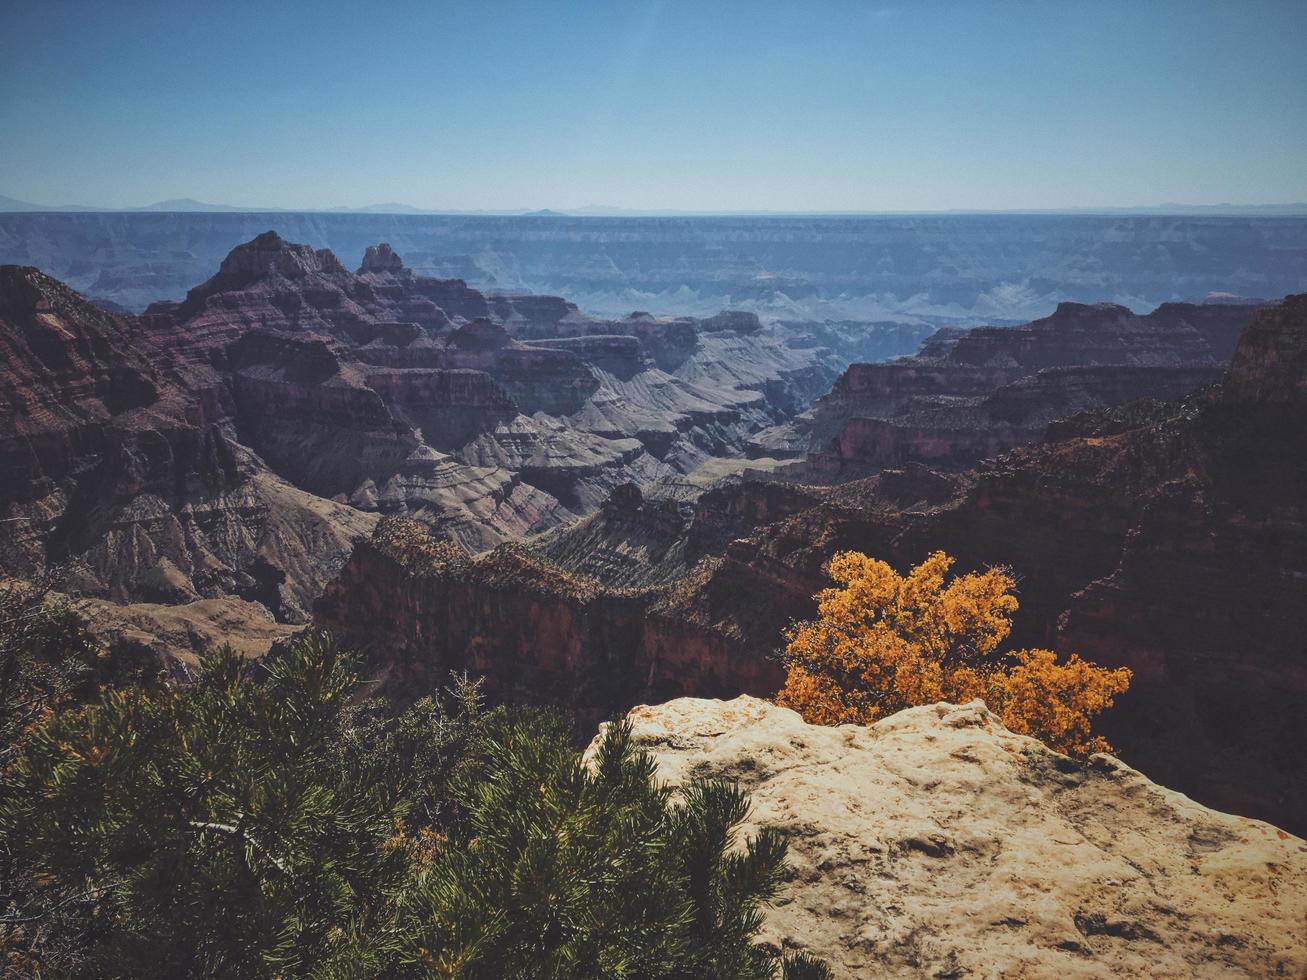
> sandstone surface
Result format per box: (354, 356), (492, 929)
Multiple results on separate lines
(596, 696), (1307, 979)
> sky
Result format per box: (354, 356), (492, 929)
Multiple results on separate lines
(2, 0), (1305, 212)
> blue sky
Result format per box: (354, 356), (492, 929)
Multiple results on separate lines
(2, 0), (1305, 211)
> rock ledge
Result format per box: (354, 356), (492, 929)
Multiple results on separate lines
(593, 697), (1307, 978)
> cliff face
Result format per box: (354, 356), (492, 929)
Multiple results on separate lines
(313, 519), (781, 721)
(142, 232), (838, 541)
(535, 479), (827, 590)
(941, 300), (1252, 367)
(756, 299), (1261, 476)
(363, 368), (517, 450)
(436, 296), (1307, 833)
(0, 265), (378, 624)
(598, 696), (1307, 979)
(0, 232), (838, 627)
(1048, 295), (1307, 826)
(711, 296), (1307, 832)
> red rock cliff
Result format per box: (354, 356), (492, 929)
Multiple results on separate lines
(313, 518), (782, 722)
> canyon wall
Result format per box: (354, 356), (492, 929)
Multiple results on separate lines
(755, 299), (1261, 477)
(0, 265), (377, 622)
(313, 518), (780, 723)
(403, 296), (1307, 833)
(0, 232), (837, 649)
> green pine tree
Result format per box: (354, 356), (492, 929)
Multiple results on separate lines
(2, 631), (830, 979)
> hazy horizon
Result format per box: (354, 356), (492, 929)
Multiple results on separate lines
(3, 0), (1305, 213)
(3, 192), (1307, 217)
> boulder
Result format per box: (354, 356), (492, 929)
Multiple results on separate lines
(594, 696), (1307, 979)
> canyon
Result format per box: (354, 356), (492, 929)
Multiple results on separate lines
(8, 7), (1307, 975)
(2, 229), (1304, 837)
(0, 232), (837, 641)
(752, 298), (1262, 475)
(322, 295), (1307, 835)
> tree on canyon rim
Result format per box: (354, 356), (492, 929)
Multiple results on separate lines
(776, 551), (1131, 757)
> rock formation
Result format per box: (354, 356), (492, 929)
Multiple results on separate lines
(755, 300), (1264, 476)
(375, 295), (1307, 834)
(133, 231), (837, 545)
(595, 696), (1307, 979)
(6, 229), (1304, 841)
(686, 296), (1307, 833)
(313, 517), (775, 723)
(535, 478), (825, 589)
(0, 264), (377, 631)
(0, 233), (837, 654)
(71, 593), (298, 667)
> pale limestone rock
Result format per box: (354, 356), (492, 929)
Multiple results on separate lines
(591, 696), (1307, 979)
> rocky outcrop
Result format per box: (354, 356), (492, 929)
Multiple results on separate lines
(0, 266), (378, 621)
(942, 300), (1255, 367)
(803, 363), (1222, 477)
(313, 519), (780, 720)
(533, 483), (698, 588)
(1045, 296), (1307, 829)
(679, 296), (1307, 833)
(10, 231), (1303, 850)
(1, 232), (840, 634)
(363, 368), (517, 450)
(757, 300), (1262, 472)
(598, 696), (1307, 979)
(151, 233), (839, 543)
(526, 335), (649, 379)
(459, 417), (655, 514)
(503, 296), (1307, 833)
(230, 363), (418, 498)
(72, 593), (298, 666)
(536, 478), (826, 589)
(359, 242), (405, 275)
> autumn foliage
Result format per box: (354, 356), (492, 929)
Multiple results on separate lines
(776, 551), (1131, 757)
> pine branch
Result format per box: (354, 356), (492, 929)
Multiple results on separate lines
(187, 821), (290, 874)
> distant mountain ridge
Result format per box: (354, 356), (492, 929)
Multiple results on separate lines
(3, 210), (1303, 321)
(3, 192), (1306, 217)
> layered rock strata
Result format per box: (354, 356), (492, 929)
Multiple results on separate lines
(412, 296), (1307, 833)
(313, 518), (779, 721)
(1, 232), (837, 622)
(755, 300), (1263, 476)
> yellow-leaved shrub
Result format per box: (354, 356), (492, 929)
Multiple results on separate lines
(776, 550), (1131, 756)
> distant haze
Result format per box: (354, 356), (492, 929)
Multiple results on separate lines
(1, 0), (1305, 212)
(1, 193), (1305, 218)
(5, 211), (1304, 322)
